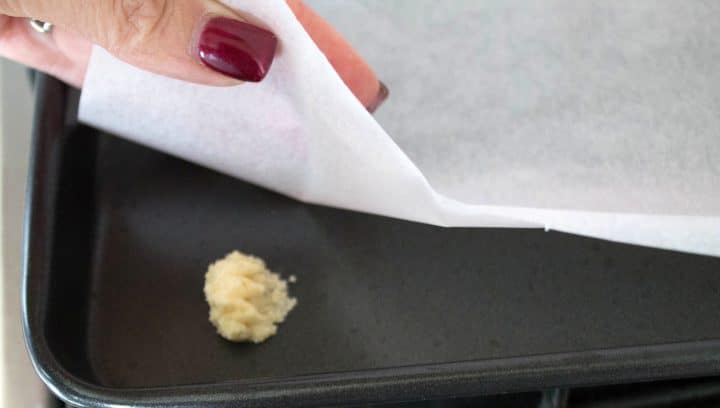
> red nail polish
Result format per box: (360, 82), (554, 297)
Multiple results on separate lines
(367, 82), (389, 113)
(198, 17), (278, 82)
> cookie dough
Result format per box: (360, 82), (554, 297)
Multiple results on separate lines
(204, 251), (296, 343)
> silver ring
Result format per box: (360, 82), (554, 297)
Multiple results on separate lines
(29, 19), (53, 34)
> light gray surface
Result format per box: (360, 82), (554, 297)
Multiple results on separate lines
(1, 61), (50, 407)
(308, 0), (720, 214)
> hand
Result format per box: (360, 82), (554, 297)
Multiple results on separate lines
(0, 0), (387, 111)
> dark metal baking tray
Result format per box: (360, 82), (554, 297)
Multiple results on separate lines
(24, 75), (720, 407)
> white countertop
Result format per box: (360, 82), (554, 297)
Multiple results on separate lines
(0, 60), (50, 407)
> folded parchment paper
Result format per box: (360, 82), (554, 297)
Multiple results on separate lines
(79, 0), (720, 256)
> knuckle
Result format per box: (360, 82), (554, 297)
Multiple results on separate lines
(106, 0), (171, 55)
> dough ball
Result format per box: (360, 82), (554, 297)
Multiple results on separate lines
(204, 251), (297, 343)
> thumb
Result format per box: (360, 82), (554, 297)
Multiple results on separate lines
(2, 0), (276, 84)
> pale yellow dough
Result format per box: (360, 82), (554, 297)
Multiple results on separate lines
(204, 251), (296, 343)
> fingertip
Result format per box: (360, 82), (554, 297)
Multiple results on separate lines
(367, 81), (389, 113)
(288, 0), (383, 107)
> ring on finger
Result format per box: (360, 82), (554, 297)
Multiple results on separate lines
(29, 19), (53, 34)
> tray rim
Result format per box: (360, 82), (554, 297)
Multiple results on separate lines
(22, 75), (720, 407)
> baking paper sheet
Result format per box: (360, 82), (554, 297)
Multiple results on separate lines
(79, 0), (720, 256)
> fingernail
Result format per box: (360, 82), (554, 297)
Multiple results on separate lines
(367, 81), (389, 113)
(198, 17), (278, 82)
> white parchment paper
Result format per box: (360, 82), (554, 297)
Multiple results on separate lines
(79, 0), (720, 256)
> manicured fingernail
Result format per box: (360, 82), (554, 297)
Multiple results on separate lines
(198, 17), (278, 82)
(367, 81), (389, 113)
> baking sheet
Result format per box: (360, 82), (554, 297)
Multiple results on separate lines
(79, 0), (720, 256)
(24, 77), (720, 407)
